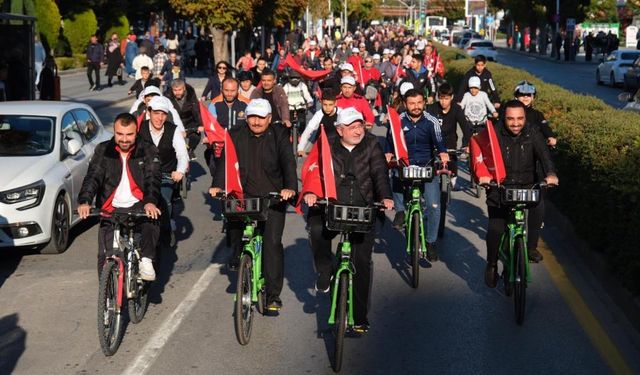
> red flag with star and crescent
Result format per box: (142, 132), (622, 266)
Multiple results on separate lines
(199, 101), (225, 144)
(284, 54), (332, 81)
(224, 129), (243, 199)
(469, 119), (506, 184)
(386, 105), (409, 165)
(296, 124), (337, 214)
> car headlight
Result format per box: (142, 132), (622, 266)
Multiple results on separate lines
(0, 180), (46, 210)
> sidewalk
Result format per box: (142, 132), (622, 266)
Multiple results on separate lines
(494, 39), (601, 65)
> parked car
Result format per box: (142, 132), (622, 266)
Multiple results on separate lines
(451, 30), (481, 49)
(622, 56), (640, 92)
(596, 49), (640, 87)
(463, 39), (498, 61)
(0, 101), (111, 253)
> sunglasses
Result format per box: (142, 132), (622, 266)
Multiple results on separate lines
(517, 93), (533, 97)
(217, 66), (227, 71)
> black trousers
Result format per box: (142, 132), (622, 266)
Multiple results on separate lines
(307, 208), (375, 326)
(486, 198), (545, 264)
(87, 62), (101, 87)
(228, 202), (287, 301)
(186, 128), (201, 153)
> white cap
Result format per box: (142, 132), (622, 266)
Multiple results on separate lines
(383, 48), (391, 55)
(399, 82), (414, 96)
(140, 85), (161, 99)
(336, 107), (364, 126)
(147, 96), (171, 113)
(373, 54), (381, 60)
(389, 49), (396, 54)
(246, 99), (272, 117)
(359, 42), (366, 47)
(339, 63), (354, 73)
(310, 40), (317, 46)
(468, 76), (481, 89)
(340, 76), (356, 86)
(351, 47), (359, 53)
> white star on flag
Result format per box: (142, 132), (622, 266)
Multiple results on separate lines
(475, 154), (484, 163)
(308, 162), (318, 171)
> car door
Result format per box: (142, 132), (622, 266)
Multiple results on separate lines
(60, 111), (88, 213)
(603, 52), (616, 77)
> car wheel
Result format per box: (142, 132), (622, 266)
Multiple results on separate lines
(596, 70), (603, 85)
(41, 194), (70, 254)
(610, 72), (617, 87)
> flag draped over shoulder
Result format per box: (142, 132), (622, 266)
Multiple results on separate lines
(199, 101), (225, 143)
(224, 129), (243, 199)
(296, 125), (337, 214)
(386, 106), (409, 165)
(284, 54), (331, 81)
(469, 120), (506, 184)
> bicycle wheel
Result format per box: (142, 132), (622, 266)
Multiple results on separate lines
(128, 276), (149, 324)
(97, 261), (124, 356)
(235, 253), (254, 345)
(411, 212), (421, 289)
(333, 272), (348, 373)
(438, 175), (450, 238)
(180, 171), (189, 199)
(292, 125), (298, 157)
(514, 237), (527, 325)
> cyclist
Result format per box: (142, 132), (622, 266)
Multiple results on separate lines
(426, 82), (471, 190)
(165, 78), (203, 160)
(303, 107), (393, 333)
(513, 80), (557, 147)
(129, 86), (185, 133)
(237, 70), (256, 99)
(457, 55), (501, 109)
(460, 76), (499, 125)
(209, 99), (297, 312)
(398, 54), (436, 104)
(297, 88), (340, 156)
(250, 68), (291, 128)
(283, 71), (313, 134)
(385, 89), (449, 260)
(336, 76), (375, 128)
(138, 96), (189, 246)
(77, 113), (162, 281)
(475, 100), (558, 288)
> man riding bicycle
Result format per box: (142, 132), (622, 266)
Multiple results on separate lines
(250, 68), (291, 128)
(165, 78), (203, 160)
(475, 100), (558, 288)
(303, 107), (393, 333)
(77, 113), (162, 281)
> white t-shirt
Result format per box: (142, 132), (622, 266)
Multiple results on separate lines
(112, 153), (140, 208)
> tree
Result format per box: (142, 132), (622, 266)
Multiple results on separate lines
(428, 0), (465, 21)
(584, 0), (618, 23)
(63, 9), (97, 55)
(103, 14), (130, 41)
(34, 0), (61, 54)
(348, 0), (381, 22)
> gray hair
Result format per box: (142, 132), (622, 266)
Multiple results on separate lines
(171, 78), (186, 89)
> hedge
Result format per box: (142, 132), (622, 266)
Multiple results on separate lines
(34, 0), (60, 53)
(54, 54), (86, 70)
(63, 9), (97, 55)
(437, 44), (640, 294)
(103, 14), (130, 42)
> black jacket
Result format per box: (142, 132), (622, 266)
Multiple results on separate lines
(426, 102), (471, 149)
(329, 133), (392, 204)
(129, 77), (161, 98)
(166, 84), (202, 129)
(486, 123), (556, 207)
(458, 68), (500, 104)
(525, 106), (555, 139)
(78, 138), (161, 211)
(212, 124), (298, 195)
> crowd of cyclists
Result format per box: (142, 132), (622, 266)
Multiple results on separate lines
(76, 22), (559, 338)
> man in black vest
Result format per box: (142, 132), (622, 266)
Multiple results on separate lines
(166, 78), (203, 160)
(139, 96), (189, 245)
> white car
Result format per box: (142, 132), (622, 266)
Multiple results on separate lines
(463, 39), (498, 61)
(596, 49), (640, 87)
(0, 101), (111, 253)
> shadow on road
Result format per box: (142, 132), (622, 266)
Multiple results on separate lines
(0, 313), (26, 374)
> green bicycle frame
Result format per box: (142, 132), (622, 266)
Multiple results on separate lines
(233, 219), (265, 303)
(498, 205), (532, 283)
(328, 237), (356, 326)
(404, 184), (427, 255)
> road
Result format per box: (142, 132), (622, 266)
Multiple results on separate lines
(1, 63), (639, 375)
(496, 47), (625, 108)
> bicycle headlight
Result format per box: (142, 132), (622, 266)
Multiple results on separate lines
(0, 180), (46, 210)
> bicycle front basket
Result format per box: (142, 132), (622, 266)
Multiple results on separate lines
(502, 188), (540, 205)
(326, 204), (376, 233)
(223, 197), (268, 221)
(401, 165), (433, 181)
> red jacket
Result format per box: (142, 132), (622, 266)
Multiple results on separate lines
(336, 93), (375, 124)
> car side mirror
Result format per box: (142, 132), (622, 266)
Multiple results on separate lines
(618, 92), (633, 102)
(65, 138), (82, 155)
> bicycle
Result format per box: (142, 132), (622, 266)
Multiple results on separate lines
(435, 149), (467, 238)
(95, 208), (155, 356)
(466, 115), (489, 198)
(215, 192), (281, 345)
(315, 200), (381, 372)
(485, 181), (550, 325)
(289, 107), (307, 157)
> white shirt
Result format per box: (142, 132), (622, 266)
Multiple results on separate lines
(148, 124), (189, 174)
(112, 153), (140, 208)
(298, 108), (340, 153)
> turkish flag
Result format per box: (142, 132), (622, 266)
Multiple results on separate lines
(394, 63), (405, 82)
(199, 101), (225, 144)
(284, 54), (331, 81)
(469, 120), (506, 184)
(296, 124), (337, 213)
(387, 106), (409, 165)
(224, 129), (244, 199)
(136, 112), (145, 132)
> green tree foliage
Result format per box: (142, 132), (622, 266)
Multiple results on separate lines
(255, 0), (308, 28)
(63, 9), (97, 54)
(10, 0), (36, 15)
(584, 0), (618, 22)
(34, 0), (61, 52)
(103, 13), (130, 41)
(168, 0), (256, 32)
(429, 0), (465, 21)
(348, 0), (381, 22)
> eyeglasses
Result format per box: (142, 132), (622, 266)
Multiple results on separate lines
(517, 93), (533, 97)
(217, 66), (227, 71)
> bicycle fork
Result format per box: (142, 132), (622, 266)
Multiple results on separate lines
(405, 196), (427, 255)
(328, 242), (355, 326)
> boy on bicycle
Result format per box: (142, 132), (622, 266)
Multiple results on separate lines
(303, 107), (393, 333)
(460, 76), (499, 126)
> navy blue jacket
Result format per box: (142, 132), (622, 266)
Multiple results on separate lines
(386, 110), (446, 165)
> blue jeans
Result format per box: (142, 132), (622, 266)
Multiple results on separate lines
(393, 177), (441, 244)
(160, 180), (176, 229)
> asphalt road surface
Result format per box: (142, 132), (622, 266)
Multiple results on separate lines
(0, 66), (639, 375)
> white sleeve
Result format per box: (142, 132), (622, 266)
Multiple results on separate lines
(172, 129), (189, 174)
(303, 85), (313, 104)
(297, 109), (323, 152)
(483, 93), (496, 113)
(459, 93), (469, 110)
(129, 97), (143, 114)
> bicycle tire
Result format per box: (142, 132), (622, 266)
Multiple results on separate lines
(292, 125), (298, 157)
(411, 212), (421, 289)
(234, 253), (254, 345)
(180, 172), (188, 199)
(503, 268), (513, 297)
(128, 276), (149, 324)
(514, 237), (527, 325)
(333, 272), (348, 373)
(97, 261), (124, 356)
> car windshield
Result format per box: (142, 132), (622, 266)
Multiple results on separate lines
(0, 115), (56, 156)
(472, 42), (494, 48)
(620, 52), (640, 61)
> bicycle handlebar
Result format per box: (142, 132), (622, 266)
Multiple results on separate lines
(479, 181), (555, 189)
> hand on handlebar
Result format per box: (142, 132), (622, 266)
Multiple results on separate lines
(438, 152), (450, 164)
(144, 203), (162, 220)
(544, 175), (559, 186)
(381, 198), (394, 211)
(279, 189), (296, 201)
(303, 192), (317, 207)
(77, 203), (92, 220)
(284, 120), (292, 128)
(478, 176), (493, 186)
(209, 187), (223, 197)
(171, 171), (184, 182)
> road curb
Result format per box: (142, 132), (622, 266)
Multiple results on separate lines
(544, 199), (640, 334)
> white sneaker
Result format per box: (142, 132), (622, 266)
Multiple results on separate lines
(139, 257), (156, 281)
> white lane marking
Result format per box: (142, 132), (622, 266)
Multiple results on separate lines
(122, 263), (223, 375)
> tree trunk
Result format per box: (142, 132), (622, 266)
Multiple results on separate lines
(210, 26), (229, 65)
